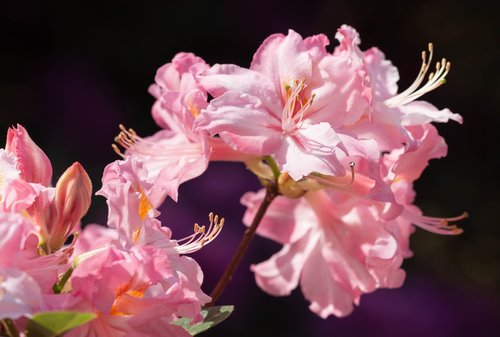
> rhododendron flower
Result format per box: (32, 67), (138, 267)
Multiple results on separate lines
(5, 124), (52, 186)
(114, 53), (252, 202)
(63, 154), (222, 336)
(195, 29), (378, 180)
(242, 188), (412, 318)
(97, 156), (223, 252)
(241, 124), (465, 318)
(66, 245), (203, 337)
(335, 25), (462, 150)
(383, 124), (467, 235)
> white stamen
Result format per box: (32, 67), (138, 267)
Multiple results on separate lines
(176, 212), (224, 254)
(281, 79), (315, 133)
(385, 43), (451, 108)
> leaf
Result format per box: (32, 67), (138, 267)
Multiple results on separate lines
(172, 305), (234, 335)
(25, 311), (96, 337)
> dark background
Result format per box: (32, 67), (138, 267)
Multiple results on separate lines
(1, 1), (499, 336)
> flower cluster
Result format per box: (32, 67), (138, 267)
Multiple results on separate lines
(0, 24), (465, 336)
(0, 125), (221, 336)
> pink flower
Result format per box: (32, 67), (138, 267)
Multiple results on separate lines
(66, 245), (207, 337)
(97, 156), (223, 252)
(195, 29), (377, 180)
(242, 189), (412, 318)
(241, 125), (464, 318)
(383, 124), (467, 235)
(114, 53), (250, 202)
(338, 26), (462, 151)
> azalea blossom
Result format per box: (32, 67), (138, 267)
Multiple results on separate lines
(230, 26), (466, 318)
(242, 125), (465, 318)
(62, 155), (220, 336)
(66, 245), (202, 337)
(113, 53), (252, 202)
(241, 185), (412, 318)
(195, 29), (369, 180)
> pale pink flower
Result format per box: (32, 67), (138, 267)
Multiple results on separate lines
(383, 124), (467, 235)
(97, 156), (223, 253)
(66, 245), (207, 337)
(241, 124), (464, 318)
(242, 188), (412, 318)
(195, 29), (379, 180)
(335, 25), (462, 151)
(114, 53), (250, 202)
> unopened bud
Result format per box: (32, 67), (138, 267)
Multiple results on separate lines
(48, 162), (92, 251)
(6, 124), (53, 186)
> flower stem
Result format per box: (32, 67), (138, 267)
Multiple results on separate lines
(208, 182), (279, 306)
(1, 319), (19, 337)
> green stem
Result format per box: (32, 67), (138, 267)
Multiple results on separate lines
(207, 183), (279, 306)
(53, 267), (74, 294)
(264, 156), (281, 179)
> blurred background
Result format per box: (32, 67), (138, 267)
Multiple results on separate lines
(1, 0), (499, 336)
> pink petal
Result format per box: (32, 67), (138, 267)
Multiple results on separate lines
(364, 47), (399, 100)
(241, 190), (314, 244)
(6, 124), (52, 186)
(196, 91), (282, 155)
(199, 64), (281, 113)
(251, 30), (312, 96)
(277, 122), (345, 180)
(400, 100), (463, 125)
(251, 235), (313, 296)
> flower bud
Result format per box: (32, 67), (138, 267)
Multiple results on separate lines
(47, 162), (92, 251)
(5, 124), (53, 186)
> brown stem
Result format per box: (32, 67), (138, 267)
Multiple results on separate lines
(1, 319), (19, 337)
(208, 183), (278, 306)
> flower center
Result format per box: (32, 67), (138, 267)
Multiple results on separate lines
(281, 79), (316, 134)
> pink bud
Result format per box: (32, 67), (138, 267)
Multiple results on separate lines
(6, 124), (52, 186)
(47, 162), (92, 251)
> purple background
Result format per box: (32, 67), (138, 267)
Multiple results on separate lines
(1, 1), (499, 336)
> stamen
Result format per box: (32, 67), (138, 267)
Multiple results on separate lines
(112, 124), (142, 156)
(385, 43), (451, 108)
(403, 209), (467, 235)
(281, 79), (315, 133)
(176, 212), (224, 254)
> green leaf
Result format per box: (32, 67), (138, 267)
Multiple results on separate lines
(25, 311), (96, 337)
(172, 305), (234, 336)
